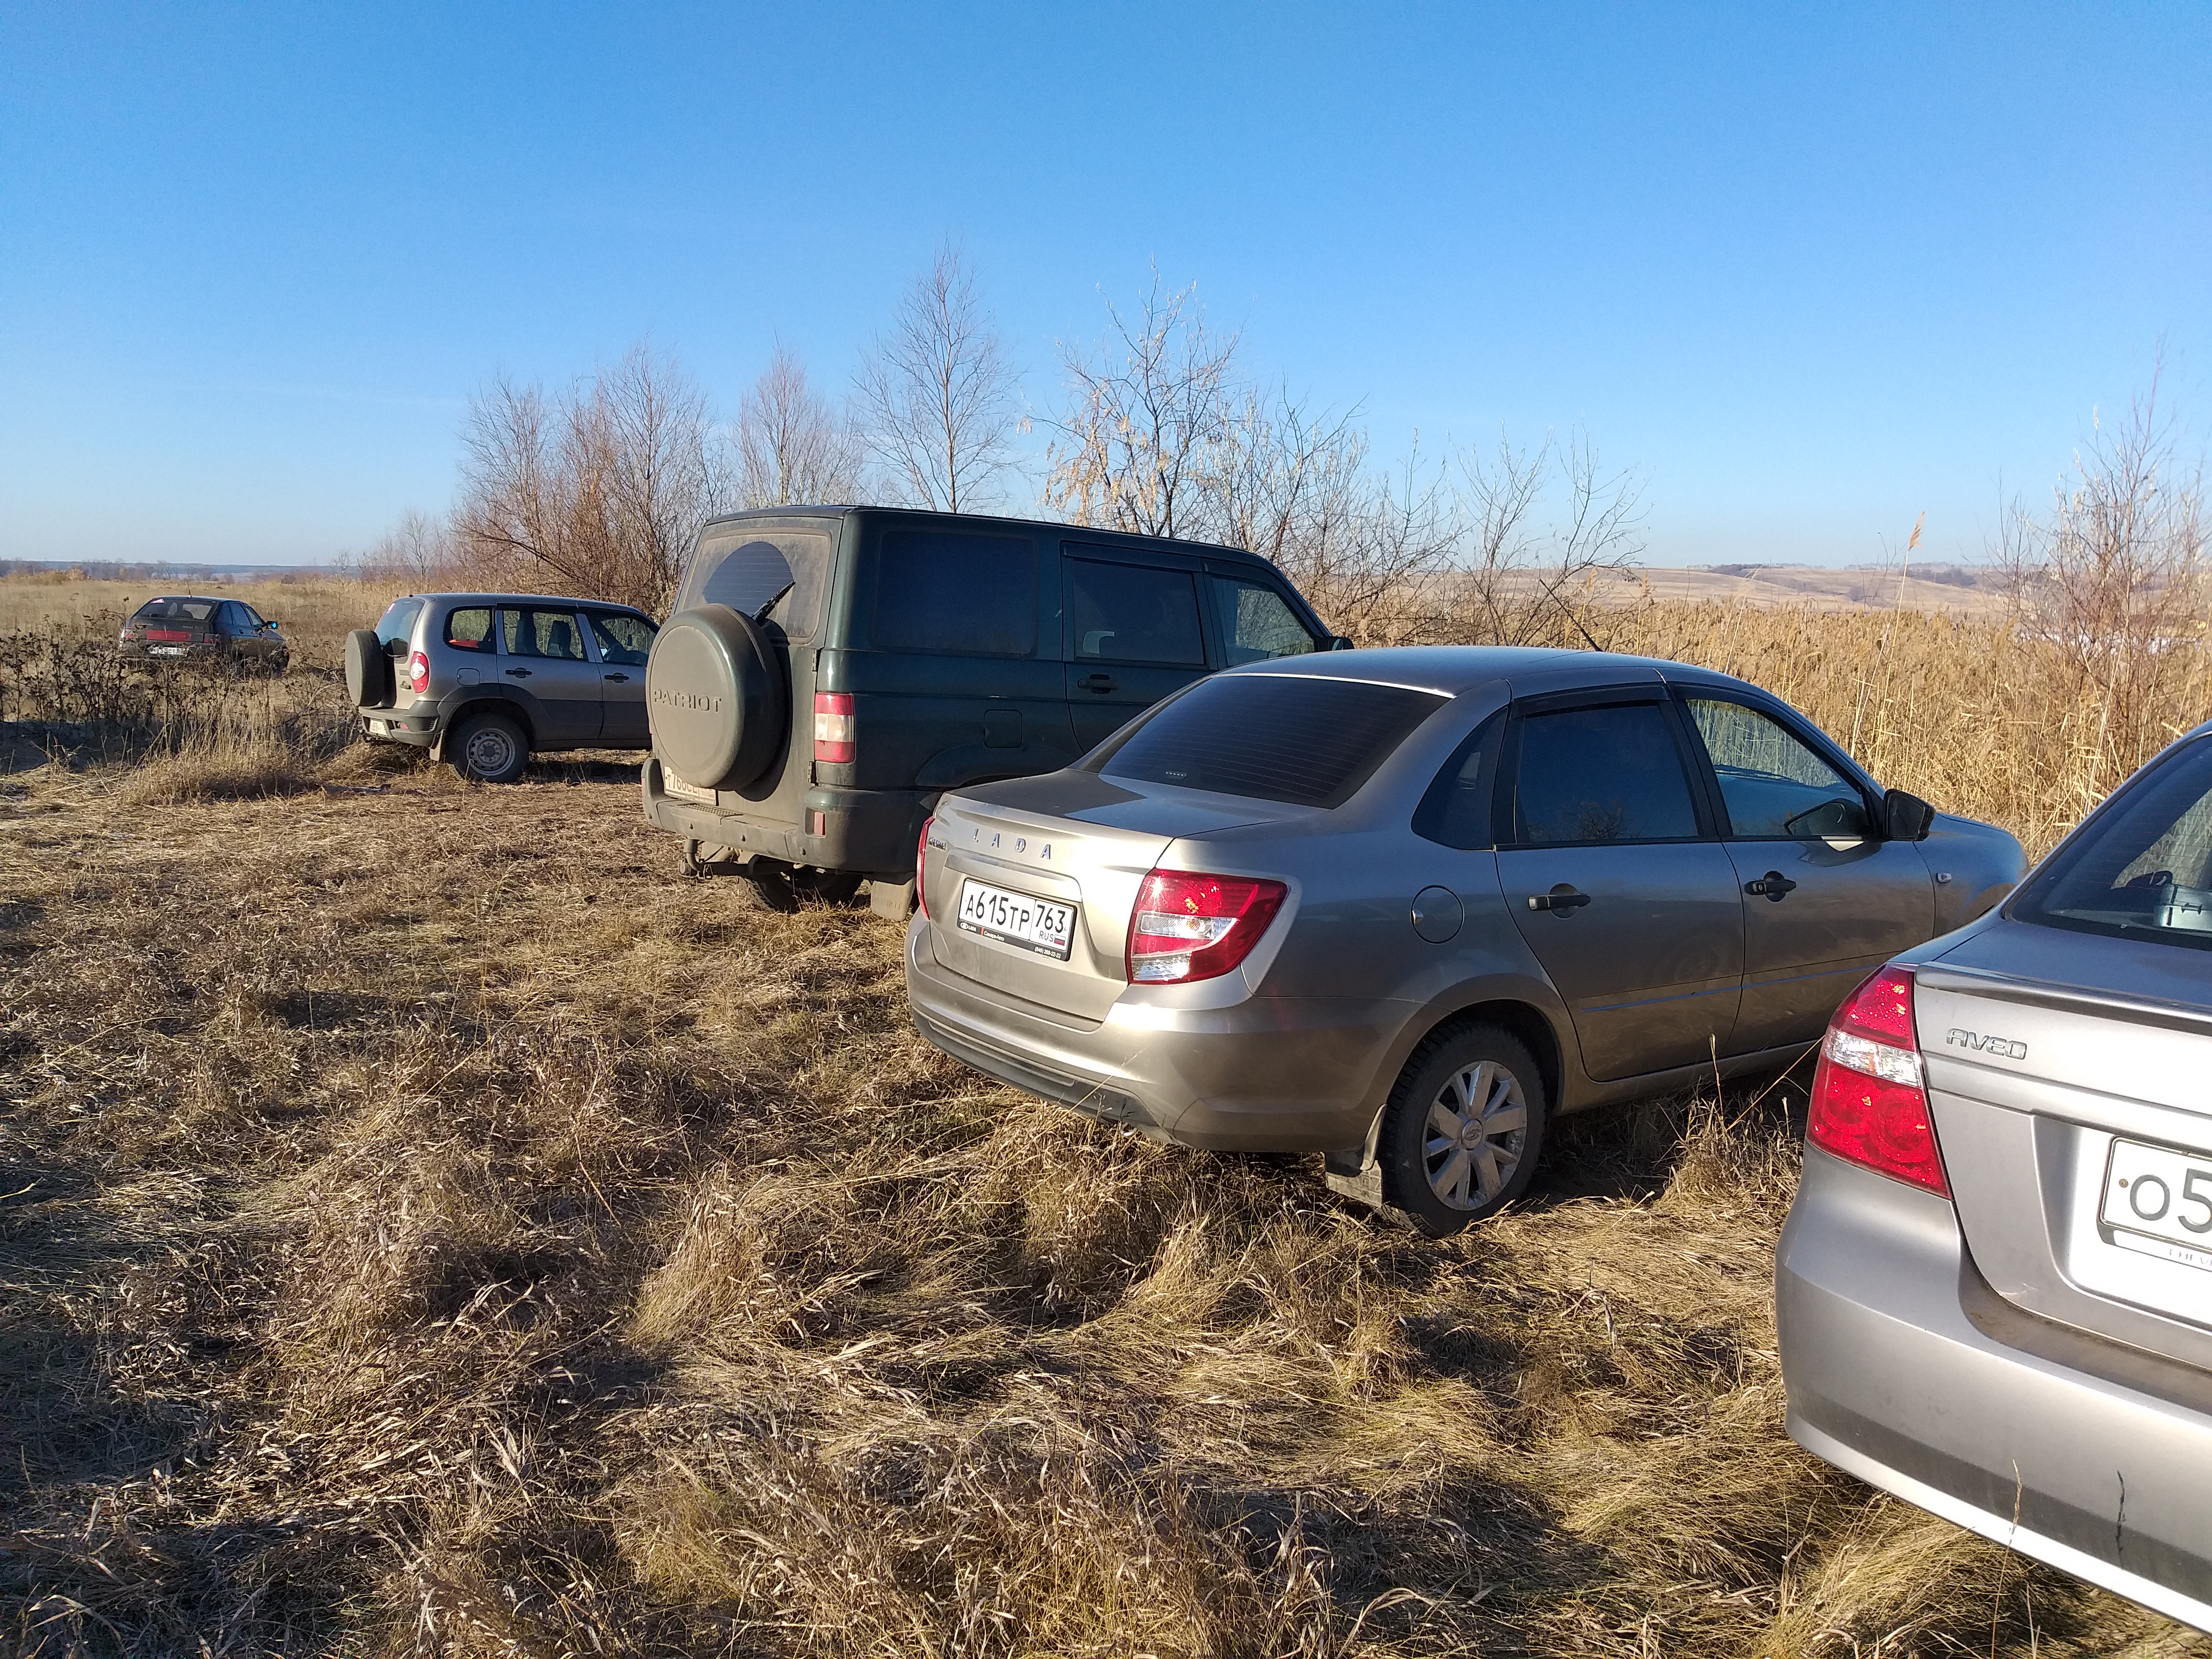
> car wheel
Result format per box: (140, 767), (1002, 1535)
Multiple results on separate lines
(1378, 1024), (1547, 1237)
(450, 712), (528, 784)
(744, 861), (802, 912)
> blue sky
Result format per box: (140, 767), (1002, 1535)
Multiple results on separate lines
(3, 2), (2205, 567)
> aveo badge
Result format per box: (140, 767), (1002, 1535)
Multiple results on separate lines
(1947, 1028), (2028, 1061)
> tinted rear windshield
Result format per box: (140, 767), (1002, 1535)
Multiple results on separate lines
(134, 598), (217, 623)
(2012, 735), (2212, 951)
(682, 525), (834, 641)
(1093, 673), (1449, 808)
(377, 598), (424, 651)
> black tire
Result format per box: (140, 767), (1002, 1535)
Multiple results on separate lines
(793, 869), (864, 905)
(645, 605), (788, 792)
(1378, 1024), (1548, 1238)
(448, 710), (529, 784)
(345, 629), (393, 708)
(744, 861), (801, 913)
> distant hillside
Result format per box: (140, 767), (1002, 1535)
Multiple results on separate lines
(1639, 562), (2008, 615)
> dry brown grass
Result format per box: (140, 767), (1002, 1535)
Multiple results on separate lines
(3, 757), (2205, 1658)
(4, 579), (2212, 1655)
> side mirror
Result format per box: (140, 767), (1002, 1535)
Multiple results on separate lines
(1882, 789), (1936, 842)
(1329, 635), (1356, 651)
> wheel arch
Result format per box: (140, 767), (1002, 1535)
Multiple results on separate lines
(447, 696), (538, 749)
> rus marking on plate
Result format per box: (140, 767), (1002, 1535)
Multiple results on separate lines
(1947, 1028), (2028, 1060)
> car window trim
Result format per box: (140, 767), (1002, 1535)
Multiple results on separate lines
(1667, 685), (1882, 840)
(1060, 548), (1216, 671)
(1494, 689), (1719, 849)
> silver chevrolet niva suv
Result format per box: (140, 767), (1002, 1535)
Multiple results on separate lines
(1779, 721), (2212, 1631)
(905, 646), (2022, 1236)
(347, 593), (659, 781)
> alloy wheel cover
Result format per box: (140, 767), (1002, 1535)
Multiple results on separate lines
(1423, 1061), (1529, 1210)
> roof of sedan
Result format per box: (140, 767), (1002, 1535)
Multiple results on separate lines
(1234, 645), (1751, 697)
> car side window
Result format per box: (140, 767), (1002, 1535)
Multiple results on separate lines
(1070, 560), (1205, 666)
(502, 608), (586, 660)
(445, 606), (493, 651)
(1506, 702), (1702, 845)
(1686, 697), (1870, 839)
(1213, 577), (1318, 664)
(874, 531), (1038, 657)
(1413, 712), (1504, 850)
(587, 612), (655, 666)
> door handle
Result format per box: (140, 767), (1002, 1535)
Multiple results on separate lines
(1078, 673), (1118, 693)
(1527, 885), (1592, 914)
(603, 673), (628, 682)
(1744, 871), (1798, 900)
(505, 668), (531, 679)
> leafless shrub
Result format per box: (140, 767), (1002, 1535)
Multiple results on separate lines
(853, 242), (1022, 511)
(1996, 364), (2206, 808)
(457, 344), (734, 613)
(1453, 427), (1651, 649)
(735, 342), (866, 509)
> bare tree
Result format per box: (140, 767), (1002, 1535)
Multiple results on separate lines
(457, 345), (732, 613)
(349, 508), (467, 589)
(1045, 274), (1239, 537)
(853, 243), (1020, 511)
(1454, 429), (1647, 649)
(1996, 363), (2206, 798)
(735, 343), (864, 508)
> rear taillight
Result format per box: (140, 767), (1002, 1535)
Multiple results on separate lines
(1126, 870), (1287, 985)
(408, 650), (430, 694)
(814, 692), (854, 764)
(916, 816), (933, 919)
(1807, 964), (1949, 1196)
(144, 627), (191, 642)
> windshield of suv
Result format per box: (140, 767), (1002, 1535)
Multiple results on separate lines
(683, 527), (833, 641)
(1092, 673), (1449, 808)
(2012, 735), (2212, 950)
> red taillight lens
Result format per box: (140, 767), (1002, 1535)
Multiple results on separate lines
(814, 692), (855, 764)
(1126, 870), (1287, 985)
(1807, 965), (1949, 1196)
(916, 816), (933, 919)
(144, 627), (191, 642)
(408, 650), (430, 693)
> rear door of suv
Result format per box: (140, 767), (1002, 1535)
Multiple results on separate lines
(1063, 543), (1218, 750)
(496, 604), (602, 745)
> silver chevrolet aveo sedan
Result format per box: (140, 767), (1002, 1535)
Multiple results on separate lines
(1780, 720), (2212, 1631)
(904, 646), (2022, 1237)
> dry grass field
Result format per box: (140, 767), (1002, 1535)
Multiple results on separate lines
(4, 573), (2210, 1657)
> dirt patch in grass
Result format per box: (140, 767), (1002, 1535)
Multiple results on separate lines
(0, 770), (2203, 1658)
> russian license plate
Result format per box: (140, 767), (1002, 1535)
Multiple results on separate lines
(149, 645), (185, 657)
(662, 771), (716, 805)
(2102, 1136), (2212, 1273)
(957, 878), (1075, 960)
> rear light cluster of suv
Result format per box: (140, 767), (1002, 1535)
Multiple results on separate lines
(815, 692), (855, 764)
(409, 650), (430, 694)
(1807, 965), (1950, 1196)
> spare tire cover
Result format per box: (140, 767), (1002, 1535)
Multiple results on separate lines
(345, 628), (392, 709)
(647, 604), (788, 790)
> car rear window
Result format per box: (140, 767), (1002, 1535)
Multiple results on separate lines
(136, 598), (217, 623)
(1093, 673), (1449, 808)
(376, 598), (423, 651)
(2011, 735), (2212, 951)
(875, 531), (1038, 657)
(684, 527), (833, 641)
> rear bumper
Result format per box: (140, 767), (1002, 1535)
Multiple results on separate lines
(357, 705), (440, 747)
(640, 756), (924, 876)
(904, 914), (1404, 1153)
(1778, 1146), (2212, 1632)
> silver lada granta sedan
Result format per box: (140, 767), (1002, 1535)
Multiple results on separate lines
(904, 646), (2022, 1237)
(1779, 721), (2212, 1631)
